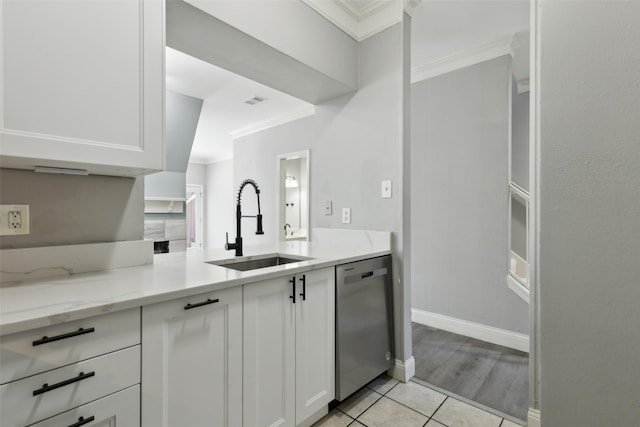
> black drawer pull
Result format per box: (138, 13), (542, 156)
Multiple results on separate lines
(289, 276), (296, 304)
(32, 327), (95, 346)
(184, 298), (219, 310)
(361, 271), (374, 279)
(299, 275), (306, 301)
(68, 416), (95, 427)
(33, 371), (95, 396)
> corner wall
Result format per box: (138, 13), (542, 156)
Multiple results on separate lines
(410, 57), (529, 336)
(538, 1), (640, 424)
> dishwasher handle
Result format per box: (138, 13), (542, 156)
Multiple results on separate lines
(344, 267), (388, 285)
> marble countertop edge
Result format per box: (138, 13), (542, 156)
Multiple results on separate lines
(0, 242), (391, 336)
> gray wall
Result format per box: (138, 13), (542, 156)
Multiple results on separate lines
(411, 57), (529, 334)
(538, 1), (640, 425)
(0, 168), (143, 249)
(186, 162), (206, 187)
(511, 79), (530, 191)
(145, 90), (203, 199)
(205, 159), (234, 250)
(233, 23), (411, 362)
(234, 116), (315, 247)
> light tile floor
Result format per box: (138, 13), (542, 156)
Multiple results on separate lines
(313, 375), (525, 427)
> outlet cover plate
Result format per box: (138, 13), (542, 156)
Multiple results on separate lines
(0, 204), (30, 235)
(342, 208), (351, 224)
(381, 180), (392, 198)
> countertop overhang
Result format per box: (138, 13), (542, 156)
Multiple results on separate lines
(0, 237), (391, 336)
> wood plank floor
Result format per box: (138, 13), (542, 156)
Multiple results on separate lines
(412, 322), (529, 421)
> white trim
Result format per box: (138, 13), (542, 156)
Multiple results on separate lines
(412, 308), (529, 353)
(527, 408), (541, 427)
(302, 0), (412, 42)
(389, 356), (415, 382)
(411, 36), (516, 83)
(230, 105), (315, 140)
(507, 275), (530, 304)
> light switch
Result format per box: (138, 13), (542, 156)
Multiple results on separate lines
(342, 208), (351, 224)
(324, 201), (332, 216)
(381, 180), (392, 198)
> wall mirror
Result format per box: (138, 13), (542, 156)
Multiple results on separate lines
(277, 150), (309, 242)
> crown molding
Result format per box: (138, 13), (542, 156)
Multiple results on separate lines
(412, 36), (517, 83)
(230, 105), (316, 140)
(303, 0), (420, 41)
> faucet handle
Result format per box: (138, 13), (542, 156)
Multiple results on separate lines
(224, 232), (231, 250)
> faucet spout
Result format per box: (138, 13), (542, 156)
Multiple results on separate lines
(225, 179), (264, 257)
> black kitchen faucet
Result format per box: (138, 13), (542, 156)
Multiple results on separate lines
(225, 179), (264, 256)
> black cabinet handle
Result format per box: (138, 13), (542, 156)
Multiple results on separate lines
(33, 371), (95, 396)
(289, 276), (296, 304)
(32, 327), (95, 346)
(184, 298), (219, 310)
(68, 416), (95, 427)
(299, 275), (306, 301)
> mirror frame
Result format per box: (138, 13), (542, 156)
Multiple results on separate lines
(276, 150), (310, 242)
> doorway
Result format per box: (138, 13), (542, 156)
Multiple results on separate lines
(186, 184), (203, 249)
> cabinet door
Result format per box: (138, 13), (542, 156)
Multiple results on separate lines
(243, 276), (296, 427)
(142, 287), (242, 427)
(0, 0), (164, 176)
(295, 268), (336, 424)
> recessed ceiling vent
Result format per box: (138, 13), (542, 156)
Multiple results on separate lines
(244, 95), (267, 105)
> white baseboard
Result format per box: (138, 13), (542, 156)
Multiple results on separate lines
(389, 356), (415, 383)
(412, 308), (529, 353)
(527, 408), (541, 427)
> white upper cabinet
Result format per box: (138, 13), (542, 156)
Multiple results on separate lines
(0, 0), (164, 177)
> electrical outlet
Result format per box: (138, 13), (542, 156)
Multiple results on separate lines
(342, 208), (351, 224)
(0, 204), (30, 235)
(9, 211), (21, 229)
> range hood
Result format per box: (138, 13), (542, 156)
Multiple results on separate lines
(145, 90), (203, 207)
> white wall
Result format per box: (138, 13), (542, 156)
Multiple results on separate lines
(204, 159), (234, 250)
(512, 80), (530, 191)
(411, 56), (529, 335)
(184, 0), (357, 90)
(538, 1), (640, 425)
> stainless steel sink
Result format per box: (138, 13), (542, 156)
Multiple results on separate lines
(207, 254), (312, 271)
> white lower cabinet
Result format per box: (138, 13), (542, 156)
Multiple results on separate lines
(243, 267), (335, 427)
(29, 385), (140, 427)
(141, 286), (243, 427)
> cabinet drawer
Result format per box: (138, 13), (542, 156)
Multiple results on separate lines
(0, 345), (140, 427)
(0, 308), (140, 384)
(29, 385), (140, 427)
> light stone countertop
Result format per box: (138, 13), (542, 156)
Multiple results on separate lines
(0, 236), (390, 336)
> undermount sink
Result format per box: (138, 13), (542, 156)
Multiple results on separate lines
(207, 254), (313, 272)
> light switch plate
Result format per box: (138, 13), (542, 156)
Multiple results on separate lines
(0, 204), (30, 235)
(342, 208), (351, 224)
(324, 201), (332, 216)
(381, 180), (392, 198)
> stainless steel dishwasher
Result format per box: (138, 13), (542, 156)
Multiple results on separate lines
(335, 255), (393, 401)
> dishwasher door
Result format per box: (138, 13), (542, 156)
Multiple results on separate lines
(335, 255), (393, 401)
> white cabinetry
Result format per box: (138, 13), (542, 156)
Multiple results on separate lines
(243, 267), (335, 427)
(141, 286), (243, 427)
(0, 308), (141, 427)
(0, 0), (164, 176)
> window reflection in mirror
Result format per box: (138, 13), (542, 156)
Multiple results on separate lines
(278, 151), (309, 242)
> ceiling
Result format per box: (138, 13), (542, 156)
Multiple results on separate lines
(168, 0), (530, 165)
